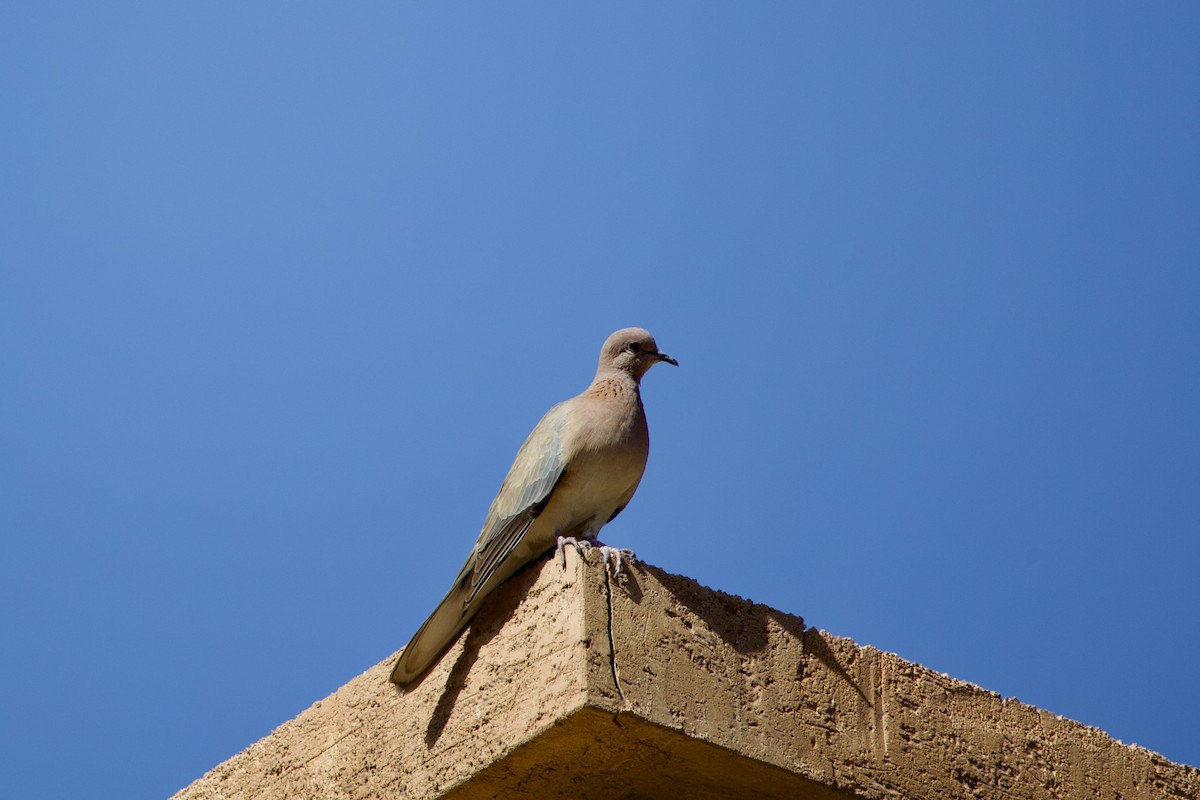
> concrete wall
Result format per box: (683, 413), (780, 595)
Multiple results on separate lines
(172, 553), (1199, 799)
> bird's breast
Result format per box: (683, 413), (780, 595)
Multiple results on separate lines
(537, 403), (648, 534)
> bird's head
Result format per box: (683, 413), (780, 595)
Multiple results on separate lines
(600, 327), (678, 381)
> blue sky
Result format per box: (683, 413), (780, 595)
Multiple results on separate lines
(2, 4), (1198, 797)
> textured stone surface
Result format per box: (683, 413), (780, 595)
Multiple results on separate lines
(172, 553), (1199, 799)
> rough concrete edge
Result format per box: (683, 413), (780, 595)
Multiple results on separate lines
(171, 554), (1200, 800)
(169, 554), (596, 800)
(829, 632), (1199, 773)
(583, 559), (1199, 799)
(630, 561), (1199, 771)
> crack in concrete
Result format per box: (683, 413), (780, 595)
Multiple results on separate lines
(601, 569), (626, 704)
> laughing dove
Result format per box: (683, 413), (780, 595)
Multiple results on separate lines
(389, 327), (677, 688)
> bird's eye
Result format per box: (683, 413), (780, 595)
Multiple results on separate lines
(627, 341), (641, 353)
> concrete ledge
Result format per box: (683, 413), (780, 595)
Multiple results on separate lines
(172, 553), (1199, 799)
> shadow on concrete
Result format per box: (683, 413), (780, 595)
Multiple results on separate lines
(642, 562), (802, 656)
(610, 562), (644, 604)
(803, 628), (871, 707)
(419, 565), (532, 748)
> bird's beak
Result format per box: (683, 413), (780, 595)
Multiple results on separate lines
(654, 351), (679, 367)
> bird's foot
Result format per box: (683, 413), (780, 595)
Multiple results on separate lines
(555, 535), (635, 575)
(556, 534), (593, 569)
(592, 541), (636, 576)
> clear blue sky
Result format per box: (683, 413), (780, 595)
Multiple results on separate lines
(2, 5), (1197, 797)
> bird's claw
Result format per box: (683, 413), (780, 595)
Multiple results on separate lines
(556, 535), (593, 569)
(555, 535), (635, 575)
(594, 544), (636, 576)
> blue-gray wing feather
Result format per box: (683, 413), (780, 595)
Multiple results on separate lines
(461, 403), (569, 605)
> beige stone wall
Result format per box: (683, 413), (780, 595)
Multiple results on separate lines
(172, 554), (1198, 799)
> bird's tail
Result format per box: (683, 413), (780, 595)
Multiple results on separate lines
(389, 577), (473, 688)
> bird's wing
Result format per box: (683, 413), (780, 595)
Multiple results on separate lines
(390, 403), (571, 687)
(461, 402), (570, 605)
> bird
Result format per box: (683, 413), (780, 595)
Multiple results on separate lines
(389, 327), (677, 688)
